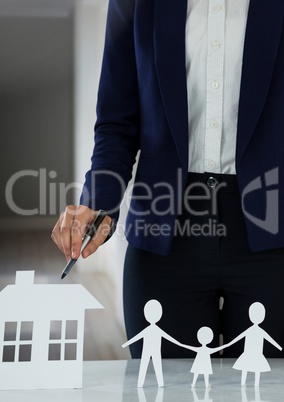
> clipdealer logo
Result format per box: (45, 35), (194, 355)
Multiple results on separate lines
(4, 166), (281, 238)
(241, 168), (279, 235)
(5, 169), (83, 216)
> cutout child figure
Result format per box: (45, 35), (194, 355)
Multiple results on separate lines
(122, 299), (184, 387)
(229, 302), (282, 387)
(181, 326), (232, 388)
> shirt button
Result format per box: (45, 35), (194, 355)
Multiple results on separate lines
(211, 81), (219, 89)
(213, 4), (223, 12)
(212, 41), (221, 50)
(210, 120), (219, 128)
(208, 160), (217, 169)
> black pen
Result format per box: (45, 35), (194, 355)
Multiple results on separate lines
(61, 209), (107, 279)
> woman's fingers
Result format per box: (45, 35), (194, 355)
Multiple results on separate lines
(81, 214), (112, 258)
(51, 206), (112, 261)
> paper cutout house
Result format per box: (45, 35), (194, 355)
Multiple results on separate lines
(0, 271), (103, 390)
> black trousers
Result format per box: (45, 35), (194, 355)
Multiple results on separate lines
(123, 173), (284, 358)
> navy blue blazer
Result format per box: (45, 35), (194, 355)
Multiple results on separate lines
(81, 0), (284, 255)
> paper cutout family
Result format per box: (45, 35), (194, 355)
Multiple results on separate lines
(122, 299), (282, 388)
(0, 271), (103, 390)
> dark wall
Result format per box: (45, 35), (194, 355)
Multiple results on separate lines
(0, 15), (74, 225)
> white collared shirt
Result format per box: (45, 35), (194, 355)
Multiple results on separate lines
(186, 0), (250, 174)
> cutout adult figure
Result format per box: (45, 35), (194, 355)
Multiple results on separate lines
(181, 326), (232, 388)
(122, 299), (183, 387)
(229, 302), (282, 387)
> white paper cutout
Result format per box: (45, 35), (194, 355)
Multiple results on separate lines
(122, 299), (183, 387)
(229, 302), (282, 387)
(123, 300), (282, 389)
(181, 326), (231, 388)
(0, 271), (104, 390)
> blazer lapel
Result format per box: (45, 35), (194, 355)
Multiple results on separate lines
(153, 0), (189, 171)
(236, 0), (283, 165)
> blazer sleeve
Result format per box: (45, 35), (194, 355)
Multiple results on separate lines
(80, 0), (140, 223)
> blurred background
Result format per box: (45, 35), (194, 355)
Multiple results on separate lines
(0, 0), (131, 360)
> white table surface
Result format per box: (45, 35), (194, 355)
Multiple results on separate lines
(1, 359), (284, 401)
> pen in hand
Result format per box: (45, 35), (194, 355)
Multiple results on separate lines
(60, 209), (107, 279)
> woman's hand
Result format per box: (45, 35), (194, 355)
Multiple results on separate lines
(51, 205), (112, 262)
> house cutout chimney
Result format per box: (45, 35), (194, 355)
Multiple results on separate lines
(15, 271), (35, 285)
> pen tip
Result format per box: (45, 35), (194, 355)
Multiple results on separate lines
(61, 273), (66, 280)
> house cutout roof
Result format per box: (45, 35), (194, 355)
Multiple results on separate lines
(0, 271), (104, 390)
(0, 271), (103, 319)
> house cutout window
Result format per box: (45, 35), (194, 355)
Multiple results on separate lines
(2, 321), (33, 362)
(48, 320), (78, 361)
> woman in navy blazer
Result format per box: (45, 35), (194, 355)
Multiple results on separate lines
(52, 0), (284, 358)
